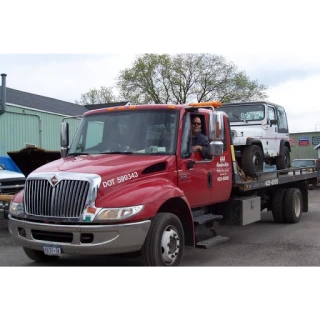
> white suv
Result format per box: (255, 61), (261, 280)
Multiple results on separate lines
(221, 101), (291, 178)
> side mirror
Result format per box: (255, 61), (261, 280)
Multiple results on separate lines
(60, 122), (69, 158)
(209, 141), (224, 156)
(209, 111), (225, 141)
(270, 119), (278, 127)
(0, 164), (5, 170)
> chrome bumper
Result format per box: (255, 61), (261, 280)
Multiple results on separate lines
(8, 216), (151, 255)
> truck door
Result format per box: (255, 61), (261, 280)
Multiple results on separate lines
(178, 114), (213, 207)
(177, 113), (232, 207)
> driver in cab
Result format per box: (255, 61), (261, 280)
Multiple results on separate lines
(191, 116), (211, 159)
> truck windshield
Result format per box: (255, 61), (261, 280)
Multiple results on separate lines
(221, 104), (265, 123)
(69, 109), (179, 155)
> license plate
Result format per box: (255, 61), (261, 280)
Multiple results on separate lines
(43, 245), (62, 256)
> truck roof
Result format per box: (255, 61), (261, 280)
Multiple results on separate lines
(84, 101), (223, 116)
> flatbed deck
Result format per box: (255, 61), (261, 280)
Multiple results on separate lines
(234, 167), (318, 191)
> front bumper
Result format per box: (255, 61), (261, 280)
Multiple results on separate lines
(8, 216), (151, 255)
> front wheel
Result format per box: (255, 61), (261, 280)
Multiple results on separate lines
(241, 145), (264, 178)
(141, 212), (184, 266)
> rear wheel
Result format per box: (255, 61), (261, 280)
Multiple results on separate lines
(23, 247), (60, 263)
(283, 188), (302, 223)
(276, 146), (291, 170)
(141, 212), (184, 266)
(241, 145), (264, 178)
(271, 188), (286, 223)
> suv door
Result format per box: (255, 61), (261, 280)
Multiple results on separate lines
(276, 105), (290, 146)
(266, 105), (278, 156)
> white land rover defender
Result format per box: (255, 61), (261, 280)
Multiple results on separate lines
(221, 101), (291, 178)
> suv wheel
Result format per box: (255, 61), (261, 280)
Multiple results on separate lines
(276, 146), (291, 170)
(241, 145), (264, 178)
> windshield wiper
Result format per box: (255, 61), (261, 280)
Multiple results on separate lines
(68, 152), (89, 157)
(100, 151), (133, 154)
(231, 114), (248, 123)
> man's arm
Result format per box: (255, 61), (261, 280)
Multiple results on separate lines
(192, 134), (211, 159)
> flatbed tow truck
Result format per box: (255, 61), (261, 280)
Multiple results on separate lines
(7, 101), (318, 266)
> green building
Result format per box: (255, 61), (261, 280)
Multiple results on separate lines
(0, 78), (87, 157)
(289, 132), (320, 160)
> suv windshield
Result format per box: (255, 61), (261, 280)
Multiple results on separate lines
(291, 159), (315, 167)
(69, 109), (179, 155)
(221, 104), (265, 122)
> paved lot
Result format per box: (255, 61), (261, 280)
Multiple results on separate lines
(1, 188), (320, 266)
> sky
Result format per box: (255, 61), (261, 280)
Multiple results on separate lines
(1, 0), (320, 136)
(1, 53), (319, 133)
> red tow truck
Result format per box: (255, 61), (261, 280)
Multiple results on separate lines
(8, 101), (318, 266)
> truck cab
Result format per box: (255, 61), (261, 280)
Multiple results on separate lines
(221, 101), (291, 177)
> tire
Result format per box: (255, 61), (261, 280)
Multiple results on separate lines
(141, 212), (184, 266)
(271, 188), (287, 223)
(276, 146), (291, 170)
(283, 188), (302, 223)
(23, 247), (60, 263)
(241, 145), (264, 178)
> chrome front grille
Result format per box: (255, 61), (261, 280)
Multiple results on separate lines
(24, 179), (90, 218)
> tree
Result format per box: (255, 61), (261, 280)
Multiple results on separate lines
(75, 86), (117, 105)
(117, 53), (268, 104)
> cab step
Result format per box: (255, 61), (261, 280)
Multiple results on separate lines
(196, 235), (229, 249)
(193, 213), (223, 225)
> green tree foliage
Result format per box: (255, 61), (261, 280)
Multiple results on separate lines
(75, 86), (117, 105)
(117, 53), (268, 104)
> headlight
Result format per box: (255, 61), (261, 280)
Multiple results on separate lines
(9, 201), (25, 217)
(94, 205), (143, 221)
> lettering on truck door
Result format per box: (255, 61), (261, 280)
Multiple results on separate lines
(211, 117), (232, 203)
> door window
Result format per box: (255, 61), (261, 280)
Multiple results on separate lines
(277, 106), (289, 133)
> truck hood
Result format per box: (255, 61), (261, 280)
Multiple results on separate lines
(0, 170), (25, 180)
(31, 154), (173, 186)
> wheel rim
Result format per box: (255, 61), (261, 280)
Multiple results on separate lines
(161, 225), (180, 265)
(294, 193), (301, 217)
(253, 152), (262, 171)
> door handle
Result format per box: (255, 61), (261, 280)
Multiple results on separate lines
(208, 172), (212, 187)
(187, 160), (195, 169)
